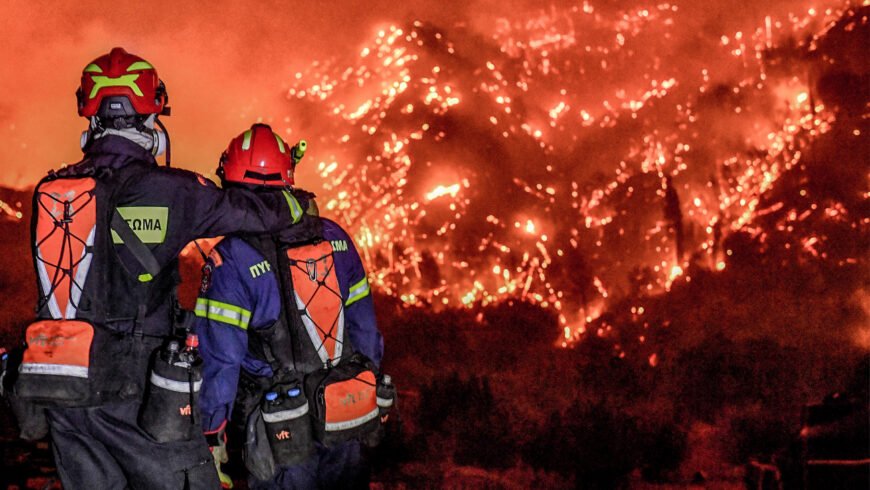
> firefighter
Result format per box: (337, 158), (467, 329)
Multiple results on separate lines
(14, 48), (314, 489)
(195, 124), (388, 489)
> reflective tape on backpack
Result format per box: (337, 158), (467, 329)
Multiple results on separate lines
(35, 252), (63, 319)
(295, 292), (345, 365)
(324, 406), (379, 432)
(67, 226), (96, 319)
(377, 396), (394, 408)
(19, 362), (89, 378)
(195, 298), (251, 330)
(262, 403), (310, 423)
(149, 371), (202, 393)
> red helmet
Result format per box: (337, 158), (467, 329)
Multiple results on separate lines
(76, 47), (168, 118)
(219, 124), (297, 187)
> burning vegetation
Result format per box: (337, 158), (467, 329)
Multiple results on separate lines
(273, 1), (868, 357)
(0, 1), (867, 488)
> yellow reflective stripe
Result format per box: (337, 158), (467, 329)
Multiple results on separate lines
(241, 129), (253, 150)
(345, 277), (370, 306)
(83, 63), (103, 73)
(89, 74), (142, 99)
(274, 133), (286, 154)
(282, 191), (303, 223)
(126, 61), (154, 71)
(195, 298), (251, 330)
(138, 273), (153, 282)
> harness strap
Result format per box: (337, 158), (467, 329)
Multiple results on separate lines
(274, 244), (300, 372)
(242, 235), (301, 377)
(111, 209), (161, 281)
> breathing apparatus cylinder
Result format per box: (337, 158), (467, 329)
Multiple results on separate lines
(261, 384), (314, 466)
(139, 336), (203, 443)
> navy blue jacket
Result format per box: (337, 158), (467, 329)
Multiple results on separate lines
(195, 217), (382, 432)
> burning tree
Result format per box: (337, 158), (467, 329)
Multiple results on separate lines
(269, 1), (866, 350)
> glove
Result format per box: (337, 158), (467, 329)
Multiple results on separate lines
(205, 423), (233, 489)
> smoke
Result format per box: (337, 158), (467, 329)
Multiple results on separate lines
(0, 0), (468, 187)
(0, 0), (845, 188)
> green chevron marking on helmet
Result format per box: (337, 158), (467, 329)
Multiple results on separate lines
(83, 63), (103, 73)
(126, 61), (154, 71)
(89, 74), (143, 99)
(241, 129), (253, 150)
(274, 133), (286, 154)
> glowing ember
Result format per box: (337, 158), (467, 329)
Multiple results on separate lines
(271, 1), (863, 348)
(425, 183), (460, 201)
(0, 199), (22, 220)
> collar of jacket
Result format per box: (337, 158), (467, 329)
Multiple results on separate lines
(272, 212), (324, 246)
(85, 134), (158, 169)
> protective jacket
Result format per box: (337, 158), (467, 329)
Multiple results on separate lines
(28, 135), (309, 405)
(12, 134), (313, 490)
(195, 217), (382, 433)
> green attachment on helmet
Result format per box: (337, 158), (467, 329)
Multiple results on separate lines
(291, 140), (307, 165)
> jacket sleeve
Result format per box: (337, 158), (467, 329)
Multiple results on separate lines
(194, 240), (281, 432)
(171, 171), (306, 240)
(341, 233), (384, 368)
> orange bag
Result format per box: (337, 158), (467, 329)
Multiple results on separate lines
(323, 370), (378, 431)
(16, 320), (94, 403)
(303, 353), (380, 446)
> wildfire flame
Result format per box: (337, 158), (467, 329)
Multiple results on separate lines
(275, 1), (865, 347)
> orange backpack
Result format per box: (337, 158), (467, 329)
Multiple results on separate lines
(243, 236), (381, 448)
(19, 167), (160, 404)
(284, 241), (379, 446)
(17, 176), (100, 403)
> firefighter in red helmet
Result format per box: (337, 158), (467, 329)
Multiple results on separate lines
(195, 124), (392, 489)
(217, 124), (303, 186)
(9, 47), (315, 490)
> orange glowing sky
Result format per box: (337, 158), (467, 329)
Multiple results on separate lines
(0, 0), (479, 188)
(0, 0), (835, 189)
(0, 0), (864, 347)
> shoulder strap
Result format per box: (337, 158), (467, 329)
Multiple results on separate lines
(110, 210), (161, 281)
(273, 244), (301, 371)
(242, 235), (300, 378)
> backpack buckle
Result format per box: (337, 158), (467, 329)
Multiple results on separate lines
(305, 259), (318, 282)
